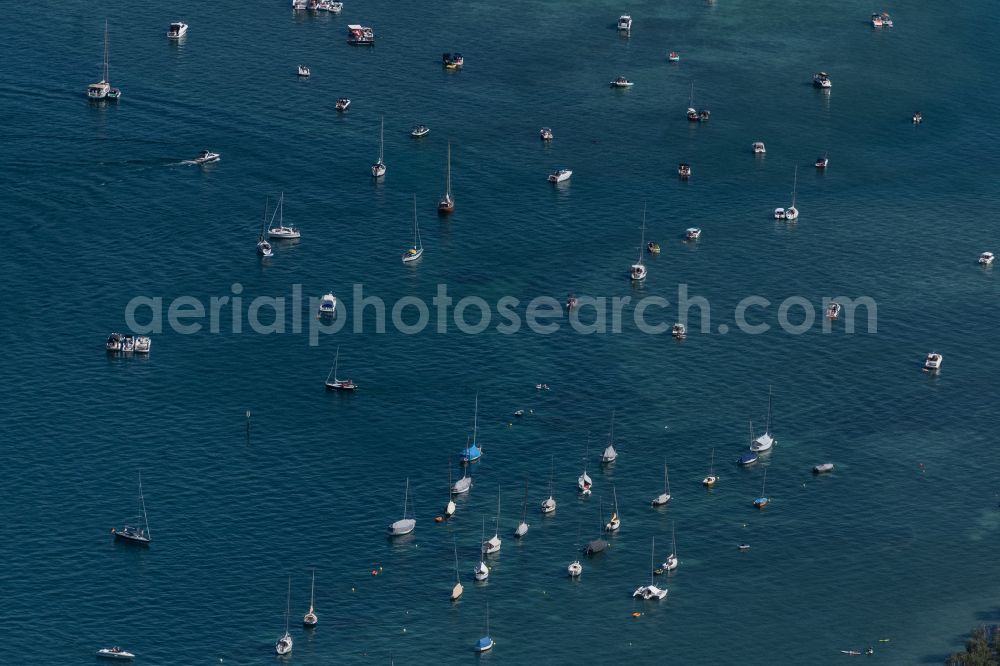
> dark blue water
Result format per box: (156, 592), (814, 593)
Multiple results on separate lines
(2, 1), (999, 664)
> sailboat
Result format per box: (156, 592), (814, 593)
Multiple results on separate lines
(702, 448), (718, 487)
(452, 449), (473, 493)
(737, 421), (760, 466)
(651, 461), (672, 506)
(87, 21), (121, 100)
(578, 438), (593, 495)
(540, 454), (556, 514)
(401, 195), (424, 263)
(324, 345), (358, 391)
(633, 537), (668, 600)
(451, 537), (464, 600)
(371, 116), (386, 178)
(267, 192), (301, 240)
(753, 469), (770, 508)
(686, 82), (697, 121)
(568, 520), (583, 577)
(444, 461), (457, 518)
(473, 601), (494, 653)
(303, 569), (318, 627)
(751, 386), (776, 453)
(256, 217), (273, 257)
(629, 208), (648, 281)
(275, 577), (293, 655)
(775, 166), (799, 220)
(388, 478), (416, 536)
(438, 142), (455, 214)
(602, 410), (618, 463)
(514, 480), (529, 537)
(661, 523), (678, 571)
(473, 517), (490, 581)
(605, 485), (621, 532)
(460, 393), (483, 463)
(113, 474), (151, 546)
(482, 484), (502, 554)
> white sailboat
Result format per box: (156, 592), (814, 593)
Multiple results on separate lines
(402, 195), (423, 263)
(776, 166), (800, 220)
(514, 480), (529, 537)
(371, 116), (386, 178)
(303, 569), (318, 627)
(630, 208), (648, 281)
(651, 461), (672, 506)
(452, 449), (473, 494)
(661, 523), (678, 571)
(482, 484), (502, 554)
(87, 21), (121, 100)
(451, 537), (464, 600)
(275, 577), (293, 655)
(605, 485), (621, 532)
(473, 517), (490, 581)
(751, 385), (776, 452)
(444, 461), (457, 518)
(267, 192), (301, 240)
(702, 447), (718, 487)
(567, 520), (583, 577)
(633, 538), (668, 600)
(324, 345), (357, 391)
(388, 478), (416, 536)
(602, 409), (618, 463)
(438, 142), (454, 214)
(578, 438), (593, 495)
(540, 454), (556, 514)
(113, 473), (151, 546)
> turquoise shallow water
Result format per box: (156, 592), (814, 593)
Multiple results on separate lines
(2, 1), (1000, 664)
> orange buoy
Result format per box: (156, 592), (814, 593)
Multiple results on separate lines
(435, 516), (444, 523)
(631, 611), (641, 618)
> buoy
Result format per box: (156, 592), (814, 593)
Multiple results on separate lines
(351, 587), (355, 592)
(371, 569), (378, 576)
(631, 611), (641, 618)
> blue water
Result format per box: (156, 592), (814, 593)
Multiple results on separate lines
(2, 1), (999, 664)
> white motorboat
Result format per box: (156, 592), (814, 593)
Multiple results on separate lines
(685, 227), (701, 241)
(750, 386), (776, 453)
(167, 22), (188, 39)
(113, 474), (151, 546)
(402, 195), (424, 263)
(372, 116), (386, 178)
(633, 538), (668, 600)
(678, 163), (691, 178)
(319, 292), (337, 317)
(292, 0), (307, 8)
(303, 569), (318, 627)
(671, 323), (687, 340)
(815, 152), (829, 169)
(752, 141), (766, 154)
(347, 24), (375, 45)
(617, 14), (632, 31)
(388, 478), (416, 536)
(924, 352), (943, 371)
(979, 251), (995, 266)
(540, 127), (554, 141)
(610, 76), (634, 88)
(96, 647), (135, 660)
(298, 64), (311, 77)
(335, 98), (351, 111)
(602, 410), (618, 463)
(651, 462), (672, 506)
(267, 193), (300, 240)
(668, 51), (680, 62)
(871, 12), (883, 27)
(912, 111), (923, 124)
(133, 336), (151, 353)
(813, 72), (832, 88)
(813, 462), (835, 474)
(826, 301), (842, 319)
(188, 149), (220, 165)
(275, 577), (293, 655)
(328, 1), (344, 13)
(411, 125), (430, 138)
(481, 485), (503, 554)
(88, 21), (121, 100)
(548, 168), (572, 183)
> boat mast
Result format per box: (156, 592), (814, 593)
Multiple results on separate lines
(103, 20), (110, 83)
(709, 447), (715, 476)
(453, 536), (461, 583)
(664, 461), (670, 496)
(649, 537), (655, 585)
(284, 576), (291, 635)
(402, 477), (410, 519)
(378, 116), (384, 163)
(494, 483), (501, 538)
(309, 569), (315, 612)
(472, 392), (479, 448)
(791, 166), (798, 208)
(520, 479), (528, 523)
(412, 194), (421, 250)
(445, 142), (452, 198)
(638, 206), (646, 265)
(138, 473), (150, 538)
(765, 385), (773, 434)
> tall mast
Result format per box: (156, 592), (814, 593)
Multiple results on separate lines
(472, 393), (479, 446)
(412, 195), (420, 249)
(791, 166), (798, 208)
(103, 20), (110, 82)
(445, 142), (452, 197)
(138, 472), (150, 538)
(765, 385), (773, 433)
(284, 576), (291, 634)
(378, 116), (384, 162)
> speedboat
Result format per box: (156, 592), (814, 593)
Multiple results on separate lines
(298, 65), (310, 77)
(647, 241), (661, 254)
(167, 22), (188, 39)
(813, 463), (835, 474)
(568, 560), (583, 577)
(880, 12), (893, 27)
(256, 237), (273, 257)
(189, 149), (220, 165)
(96, 647), (135, 660)
(871, 12), (883, 27)
(979, 251), (995, 265)
(671, 323), (687, 340)
(292, 0), (307, 8)
(347, 24), (374, 45)
(633, 584), (667, 600)
(442, 52), (464, 69)
(752, 141), (766, 154)
(668, 51), (680, 62)
(106, 333), (124, 352)
(678, 163), (691, 178)
(815, 153), (829, 169)
(335, 98), (351, 111)
(826, 301), (842, 319)
(411, 125), (430, 138)
(774, 207), (786, 220)
(610, 76), (634, 88)
(319, 292), (337, 317)
(924, 352), (943, 371)
(133, 336), (151, 353)
(539, 127), (554, 141)
(617, 14), (632, 31)
(738, 543), (751, 551)
(913, 111), (923, 124)
(548, 168), (572, 183)
(685, 227), (701, 240)
(813, 72), (832, 88)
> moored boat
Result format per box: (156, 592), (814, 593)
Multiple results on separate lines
(610, 76), (634, 88)
(411, 124), (430, 138)
(668, 51), (680, 62)
(548, 168), (572, 183)
(438, 142), (455, 214)
(671, 323), (687, 340)
(978, 251), (994, 265)
(685, 227), (701, 240)
(297, 64), (310, 77)
(88, 21), (121, 101)
(647, 241), (660, 254)
(815, 152), (829, 168)
(539, 127), (554, 141)
(347, 24), (374, 45)
(167, 22), (188, 39)
(324, 346), (358, 391)
(813, 72), (832, 88)
(617, 14), (632, 31)
(96, 647), (135, 660)
(813, 462), (835, 474)
(335, 98), (351, 112)
(752, 141), (766, 154)
(678, 163), (691, 178)
(924, 352), (943, 371)
(826, 301), (842, 319)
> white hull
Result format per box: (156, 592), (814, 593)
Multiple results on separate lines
(514, 522), (529, 538)
(651, 493), (671, 506)
(474, 562), (489, 581)
(541, 497), (556, 514)
(568, 561), (583, 577)
(750, 433), (774, 452)
(389, 518), (416, 536)
(633, 585), (667, 600)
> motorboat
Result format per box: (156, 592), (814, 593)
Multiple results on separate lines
(647, 241), (660, 255)
(668, 51), (680, 62)
(347, 24), (374, 45)
(292, 0), (307, 8)
(319, 292), (337, 317)
(106, 332), (123, 352)
(872, 11), (892, 27)
(871, 12), (883, 27)
(816, 153), (829, 168)
(678, 163), (691, 178)
(298, 65), (311, 77)
(813, 72), (832, 88)
(924, 352), (943, 371)
(327, 2), (344, 13)
(633, 538), (668, 600)
(189, 149), (220, 165)
(752, 141), (766, 154)
(388, 478), (416, 536)
(913, 111), (923, 124)
(671, 323), (687, 340)
(267, 193), (300, 240)
(167, 22), (188, 39)
(685, 227), (701, 240)
(979, 251), (995, 265)
(133, 336), (151, 353)
(698, 109), (711, 121)
(617, 14), (632, 31)
(548, 168), (572, 183)
(442, 52), (464, 69)
(881, 12), (893, 27)
(610, 76), (634, 88)
(324, 346), (358, 391)
(774, 207), (786, 220)
(96, 647), (135, 660)
(826, 301), (842, 319)
(88, 22), (121, 100)
(335, 98), (351, 111)
(411, 125), (430, 138)
(540, 127), (554, 141)
(738, 543), (751, 551)
(813, 463), (835, 474)
(568, 560), (583, 577)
